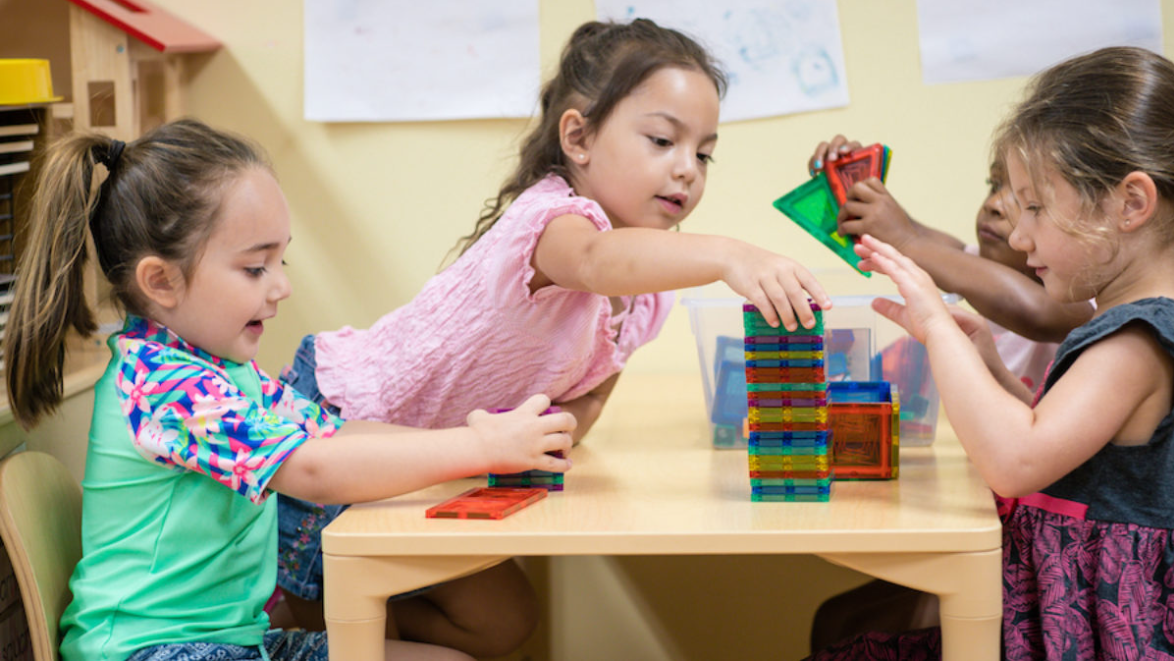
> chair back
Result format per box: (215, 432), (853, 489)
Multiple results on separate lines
(0, 451), (82, 661)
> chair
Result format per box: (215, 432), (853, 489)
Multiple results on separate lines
(0, 451), (82, 661)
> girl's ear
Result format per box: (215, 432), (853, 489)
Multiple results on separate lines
(559, 109), (591, 165)
(135, 256), (184, 310)
(1117, 171), (1159, 233)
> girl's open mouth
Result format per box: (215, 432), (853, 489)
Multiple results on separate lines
(656, 196), (683, 213)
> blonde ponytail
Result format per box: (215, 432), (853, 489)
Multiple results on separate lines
(4, 134), (105, 428)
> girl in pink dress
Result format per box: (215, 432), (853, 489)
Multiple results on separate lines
(276, 18), (831, 657)
(811, 46), (1174, 660)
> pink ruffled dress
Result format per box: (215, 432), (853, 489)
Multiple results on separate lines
(314, 174), (674, 429)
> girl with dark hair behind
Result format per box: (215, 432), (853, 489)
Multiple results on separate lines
(274, 17), (832, 656)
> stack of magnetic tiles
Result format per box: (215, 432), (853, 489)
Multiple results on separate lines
(487, 450), (565, 491)
(743, 302), (832, 502)
(487, 406), (565, 491)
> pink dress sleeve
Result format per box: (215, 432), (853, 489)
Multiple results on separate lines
(484, 179), (612, 310)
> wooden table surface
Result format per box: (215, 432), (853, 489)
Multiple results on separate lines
(323, 372), (1002, 660)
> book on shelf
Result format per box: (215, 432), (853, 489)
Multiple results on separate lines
(0, 273), (10, 363)
(0, 141), (33, 155)
(0, 124), (38, 138)
(0, 162), (30, 177)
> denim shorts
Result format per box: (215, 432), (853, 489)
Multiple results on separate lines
(275, 336), (434, 603)
(277, 335), (347, 601)
(126, 629), (327, 661)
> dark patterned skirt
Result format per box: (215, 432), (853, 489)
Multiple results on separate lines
(807, 494), (1174, 660)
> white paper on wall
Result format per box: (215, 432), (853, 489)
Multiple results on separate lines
(596, 0), (850, 123)
(304, 0), (540, 122)
(917, 0), (1163, 85)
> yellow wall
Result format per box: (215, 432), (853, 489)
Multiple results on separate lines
(14, 0), (1174, 380)
(147, 0), (1174, 381)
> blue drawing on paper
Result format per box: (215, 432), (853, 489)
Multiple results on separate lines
(793, 47), (838, 96)
(594, 0), (850, 121)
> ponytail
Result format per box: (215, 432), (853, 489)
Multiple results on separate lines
(4, 134), (106, 428)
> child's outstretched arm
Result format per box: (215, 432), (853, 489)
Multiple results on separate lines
(835, 178), (963, 251)
(840, 179), (1092, 342)
(270, 394), (574, 504)
(858, 235), (1170, 497)
(532, 215), (831, 330)
(896, 240), (1092, 343)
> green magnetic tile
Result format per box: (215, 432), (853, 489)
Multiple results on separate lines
(750, 477), (833, 488)
(488, 475), (564, 486)
(743, 317), (826, 336)
(745, 350), (824, 360)
(751, 492), (831, 502)
(747, 445), (828, 456)
(713, 424), (745, 448)
(748, 382), (828, 392)
(772, 174), (869, 276)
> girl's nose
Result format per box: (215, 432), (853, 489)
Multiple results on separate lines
(1007, 223), (1030, 252)
(673, 151), (698, 182)
(272, 269), (292, 302)
(984, 192), (1006, 219)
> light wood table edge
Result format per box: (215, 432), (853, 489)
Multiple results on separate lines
(320, 372), (1002, 661)
(321, 528), (1002, 558)
(323, 554), (509, 661)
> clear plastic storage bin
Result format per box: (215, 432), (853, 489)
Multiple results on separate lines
(682, 278), (954, 449)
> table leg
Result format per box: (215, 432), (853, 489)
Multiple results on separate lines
(817, 549), (1001, 661)
(323, 553), (509, 661)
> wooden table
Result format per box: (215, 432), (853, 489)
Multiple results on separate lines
(323, 373), (1002, 660)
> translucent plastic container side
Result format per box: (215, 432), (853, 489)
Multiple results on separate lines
(685, 288), (751, 448)
(682, 280), (954, 449)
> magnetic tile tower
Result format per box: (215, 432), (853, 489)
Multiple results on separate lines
(743, 303), (831, 501)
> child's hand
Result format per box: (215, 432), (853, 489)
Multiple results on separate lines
(723, 244), (832, 331)
(837, 179), (918, 250)
(466, 394), (575, 475)
(856, 235), (954, 344)
(808, 135), (862, 175)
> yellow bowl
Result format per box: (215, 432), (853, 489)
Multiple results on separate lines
(0, 59), (64, 105)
